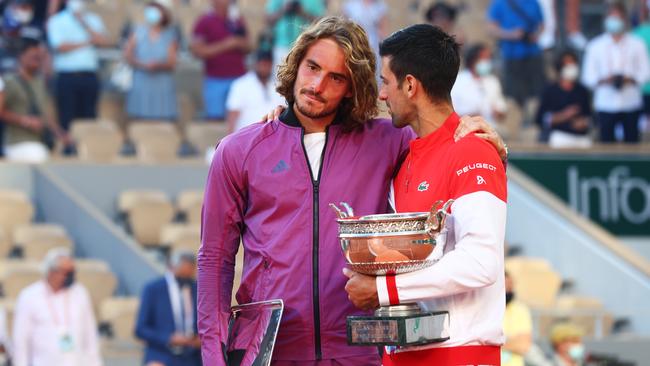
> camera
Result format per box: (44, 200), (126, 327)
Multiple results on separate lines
(611, 74), (626, 90)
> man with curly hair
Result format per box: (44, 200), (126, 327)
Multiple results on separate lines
(198, 16), (506, 365)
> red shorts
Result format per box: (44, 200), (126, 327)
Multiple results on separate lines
(382, 345), (500, 366)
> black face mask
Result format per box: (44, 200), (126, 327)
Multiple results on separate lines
(63, 270), (76, 288)
(505, 291), (515, 305)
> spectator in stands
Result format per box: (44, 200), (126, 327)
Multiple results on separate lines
(191, 0), (250, 121)
(634, 2), (650, 137)
(502, 271), (532, 366)
(343, 0), (386, 81)
(424, 2), (465, 45)
(47, 0), (111, 133)
(582, 1), (650, 143)
(124, 0), (179, 122)
(549, 323), (586, 366)
(265, 0), (325, 67)
(12, 247), (102, 366)
(0, 0), (44, 73)
(0, 304), (9, 365)
(488, 0), (545, 125)
(135, 250), (201, 366)
(451, 43), (507, 126)
(225, 48), (284, 133)
(0, 37), (71, 162)
(536, 0), (556, 80)
(536, 50), (592, 148)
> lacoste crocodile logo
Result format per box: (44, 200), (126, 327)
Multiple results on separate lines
(417, 181), (429, 192)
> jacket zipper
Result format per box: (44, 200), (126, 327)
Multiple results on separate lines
(300, 126), (330, 360)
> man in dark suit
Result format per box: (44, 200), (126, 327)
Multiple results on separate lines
(136, 250), (202, 366)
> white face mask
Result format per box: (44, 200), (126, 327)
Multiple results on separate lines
(561, 64), (579, 82)
(68, 0), (85, 13)
(475, 60), (492, 76)
(568, 344), (585, 361)
(604, 15), (625, 34)
(144, 6), (163, 25)
(13, 8), (34, 24)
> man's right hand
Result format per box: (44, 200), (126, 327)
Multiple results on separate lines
(169, 333), (189, 347)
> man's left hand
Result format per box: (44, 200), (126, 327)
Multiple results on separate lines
(343, 268), (379, 311)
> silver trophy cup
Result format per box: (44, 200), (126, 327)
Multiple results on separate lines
(331, 200), (454, 347)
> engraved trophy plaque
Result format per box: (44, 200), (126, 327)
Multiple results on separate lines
(331, 200), (454, 347)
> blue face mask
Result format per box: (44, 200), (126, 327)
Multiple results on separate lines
(604, 16), (625, 34)
(568, 344), (585, 361)
(144, 6), (162, 25)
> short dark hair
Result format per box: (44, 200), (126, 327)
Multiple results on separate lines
(18, 37), (41, 55)
(607, 1), (627, 15)
(379, 24), (460, 103)
(554, 49), (578, 72)
(464, 43), (487, 70)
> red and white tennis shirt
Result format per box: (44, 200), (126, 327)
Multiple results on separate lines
(377, 112), (508, 359)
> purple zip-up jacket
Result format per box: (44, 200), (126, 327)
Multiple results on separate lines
(198, 108), (412, 364)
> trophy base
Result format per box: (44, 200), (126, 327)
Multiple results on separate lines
(347, 304), (449, 346)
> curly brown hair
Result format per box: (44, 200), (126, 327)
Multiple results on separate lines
(276, 16), (378, 132)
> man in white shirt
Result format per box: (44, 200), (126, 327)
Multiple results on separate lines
(225, 49), (284, 133)
(451, 43), (507, 127)
(581, 1), (650, 143)
(12, 247), (102, 366)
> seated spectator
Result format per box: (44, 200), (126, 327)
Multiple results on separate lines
(0, 0), (44, 73)
(124, 0), (179, 121)
(226, 48), (284, 133)
(47, 0), (111, 132)
(536, 50), (592, 148)
(0, 37), (71, 162)
(581, 1), (650, 143)
(502, 271), (532, 366)
(549, 323), (586, 366)
(135, 250), (201, 366)
(451, 43), (507, 126)
(424, 2), (465, 45)
(12, 247), (102, 366)
(191, 0), (251, 121)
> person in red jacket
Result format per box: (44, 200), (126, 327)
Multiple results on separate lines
(344, 24), (507, 365)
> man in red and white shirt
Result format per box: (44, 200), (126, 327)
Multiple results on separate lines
(343, 24), (507, 365)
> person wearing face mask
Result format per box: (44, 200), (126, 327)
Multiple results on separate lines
(549, 323), (586, 366)
(0, 0), (44, 73)
(536, 50), (592, 148)
(451, 43), (507, 127)
(124, 0), (179, 122)
(581, 1), (650, 143)
(136, 250), (202, 366)
(46, 0), (111, 135)
(12, 247), (102, 366)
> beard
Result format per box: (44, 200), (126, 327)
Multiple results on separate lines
(295, 89), (338, 119)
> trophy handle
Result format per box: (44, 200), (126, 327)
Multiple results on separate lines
(329, 203), (348, 219)
(425, 199), (454, 235)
